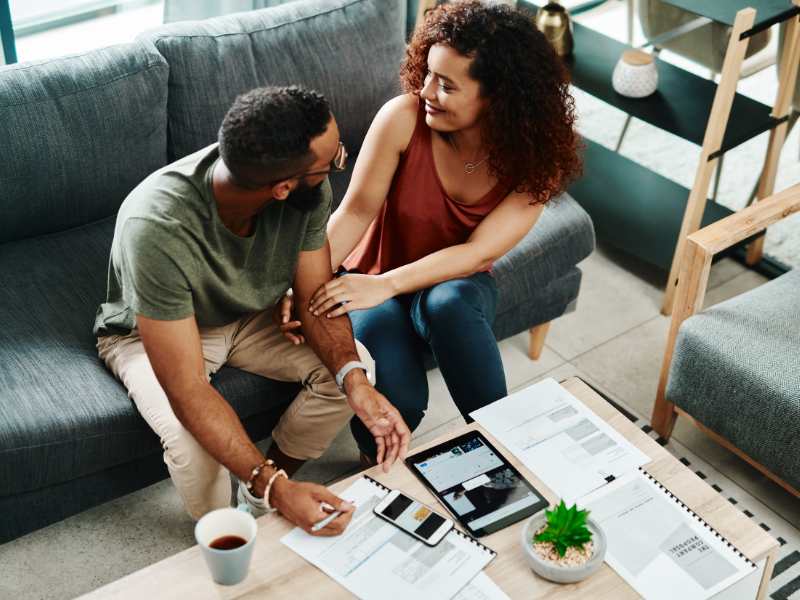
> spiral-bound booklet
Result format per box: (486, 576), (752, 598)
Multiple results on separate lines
(281, 475), (498, 600)
(579, 468), (755, 600)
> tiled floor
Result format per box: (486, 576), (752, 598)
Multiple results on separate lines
(2, 246), (796, 600)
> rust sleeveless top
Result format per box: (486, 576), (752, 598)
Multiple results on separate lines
(343, 101), (507, 275)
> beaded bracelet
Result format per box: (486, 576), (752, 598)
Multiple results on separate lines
(245, 458), (275, 491)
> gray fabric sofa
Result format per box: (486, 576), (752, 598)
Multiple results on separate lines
(666, 269), (800, 492)
(0, 0), (594, 543)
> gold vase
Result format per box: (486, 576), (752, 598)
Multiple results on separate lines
(535, 1), (574, 57)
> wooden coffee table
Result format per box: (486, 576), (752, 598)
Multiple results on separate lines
(81, 377), (779, 599)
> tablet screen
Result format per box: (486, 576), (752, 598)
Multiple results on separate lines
(408, 432), (548, 536)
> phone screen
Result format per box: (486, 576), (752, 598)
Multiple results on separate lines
(380, 493), (447, 541)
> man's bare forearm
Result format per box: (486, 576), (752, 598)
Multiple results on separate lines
(295, 290), (360, 378)
(164, 379), (276, 495)
(137, 315), (278, 498)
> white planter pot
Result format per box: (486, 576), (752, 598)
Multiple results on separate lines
(612, 50), (658, 98)
(519, 513), (607, 584)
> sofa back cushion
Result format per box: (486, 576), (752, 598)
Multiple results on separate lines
(0, 43), (169, 244)
(142, 0), (405, 162)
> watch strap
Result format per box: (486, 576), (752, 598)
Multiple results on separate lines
(335, 360), (374, 391)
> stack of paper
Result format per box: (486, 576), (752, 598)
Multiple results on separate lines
(471, 378), (756, 600)
(281, 477), (508, 600)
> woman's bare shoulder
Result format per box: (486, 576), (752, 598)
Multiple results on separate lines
(371, 94), (420, 151)
(379, 93), (420, 119)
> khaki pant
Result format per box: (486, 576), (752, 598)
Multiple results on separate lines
(97, 309), (371, 519)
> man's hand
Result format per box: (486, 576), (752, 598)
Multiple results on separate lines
(309, 273), (395, 318)
(272, 290), (304, 345)
(269, 477), (354, 536)
(346, 375), (410, 473)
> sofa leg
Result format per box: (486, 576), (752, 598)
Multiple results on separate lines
(528, 322), (551, 361)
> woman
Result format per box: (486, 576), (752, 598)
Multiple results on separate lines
(307, 1), (581, 461)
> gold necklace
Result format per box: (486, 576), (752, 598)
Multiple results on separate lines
(447, 135), (488, 174)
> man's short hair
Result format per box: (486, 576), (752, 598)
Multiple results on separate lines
(218, 85), (331, 185)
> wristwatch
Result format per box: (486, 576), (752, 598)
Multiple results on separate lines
(335, 360), (374, 392)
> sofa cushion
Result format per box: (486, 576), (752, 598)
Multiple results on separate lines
(494, 193), (595, 316)
(494, 267), (583, 341)
(0, 42), (169, 244)
(0, 221), (295, 498)
(667, 269), (800, 490)
(141, 0), (406, 162)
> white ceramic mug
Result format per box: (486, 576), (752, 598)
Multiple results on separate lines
(195, 506), (258, 586)
(612, 49), (658, 98)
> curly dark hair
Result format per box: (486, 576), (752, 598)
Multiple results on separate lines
(218, 85), (331, 184)
(401, 1), (581, 204)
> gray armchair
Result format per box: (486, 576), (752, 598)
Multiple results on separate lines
(652, 182), (800, 497)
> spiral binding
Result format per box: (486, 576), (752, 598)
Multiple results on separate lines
(363, 474), (391, 492)
(449, 528), (497, 556)
(361, 475), (496, 556)
(637, 467), (755, 568)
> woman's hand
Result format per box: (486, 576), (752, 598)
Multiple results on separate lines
(272, 290), (304, 345)
(309, 274), (395, 317)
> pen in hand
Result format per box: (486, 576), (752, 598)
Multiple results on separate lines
(311, 501), (354, 532)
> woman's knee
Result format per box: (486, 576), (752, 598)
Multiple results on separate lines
(349, 300), (407, 347)
(421, 279), (486, 324)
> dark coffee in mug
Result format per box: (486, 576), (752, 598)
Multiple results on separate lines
(209, 535), (248, 550)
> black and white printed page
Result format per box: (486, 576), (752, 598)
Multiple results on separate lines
(281, 477), (497, 600)
(580, 470), (755, 600)
(471, 378), (651, 502)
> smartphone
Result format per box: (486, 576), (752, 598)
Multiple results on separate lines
(374, 489), (454, 546)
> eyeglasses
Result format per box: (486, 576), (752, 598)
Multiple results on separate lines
(301, 141), (348, 178)
(234, 141), (348, 189)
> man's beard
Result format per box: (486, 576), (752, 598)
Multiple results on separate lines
(285, 180), (324, 213)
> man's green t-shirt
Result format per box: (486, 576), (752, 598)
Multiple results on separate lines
(94, 144), (331, 336)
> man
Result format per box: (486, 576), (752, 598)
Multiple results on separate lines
(94, 86), (410, 535)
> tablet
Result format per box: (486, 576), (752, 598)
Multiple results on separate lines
(405, 431), (548, 537)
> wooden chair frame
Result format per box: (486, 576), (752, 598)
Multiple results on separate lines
(652, 181), (800, 497)
(662, 2), (800, 315)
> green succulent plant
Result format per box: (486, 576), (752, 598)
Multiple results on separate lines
(533, 500), (593, 557)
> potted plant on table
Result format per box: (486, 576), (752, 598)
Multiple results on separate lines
(520, 500), (607, 584)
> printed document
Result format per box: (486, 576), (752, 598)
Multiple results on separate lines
(281, 477), (494, 600)
(471, 378), (650, 501)
(453, 572), (510, 600)
(580, 470), (755, 600)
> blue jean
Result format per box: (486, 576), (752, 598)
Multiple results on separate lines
(348, 272), (508, 457)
